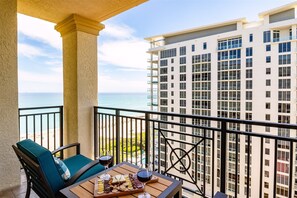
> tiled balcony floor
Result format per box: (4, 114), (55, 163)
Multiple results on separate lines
(0, 170), (38, 198)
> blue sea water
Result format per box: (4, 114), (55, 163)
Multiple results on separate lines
(19, 92), (148, 110)
(18, 93), (148, 137)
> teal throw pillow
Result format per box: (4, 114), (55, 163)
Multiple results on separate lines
(53, 157), (71, 180)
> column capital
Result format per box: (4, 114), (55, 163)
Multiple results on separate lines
(55, 14), (105, 37)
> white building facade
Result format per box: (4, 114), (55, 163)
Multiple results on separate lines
(147, 2), (297, 198)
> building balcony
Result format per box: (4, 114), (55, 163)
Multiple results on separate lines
(14, 105), (297, 197)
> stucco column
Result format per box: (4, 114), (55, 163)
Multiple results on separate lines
(0, 0), (19, 190)
(55, 14), (104, 158)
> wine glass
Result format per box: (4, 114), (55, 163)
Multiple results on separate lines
(99, 150), (112, 180)
(137, 163), (152, 198)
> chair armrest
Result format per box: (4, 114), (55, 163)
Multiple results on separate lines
(52, 143), (80, 158)
(65, 159), (100, 186)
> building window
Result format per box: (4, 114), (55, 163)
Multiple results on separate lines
(278, 103), (290, 113)
(266, 91), (271, 98)
(265, 149), (270, 155)
(279, 42), (291, 53)
(180, 74), (186, 81)
(246, 69), (253, 78)
(273, 30), (280, 42)
(180, 91), (186, 98)
(180, 100), (186, 107)
(246, 58), (253, 67)
(171, 58), (174, 63)
(160, 48), (177, 59)
(180, 83), (186, 90)
(171, 75), (174, 80)
(171, 83), (174, 88)
(246, 47), (253, 57)
(278, 79), (291, 89)
(279, 66), (291, 77)
(266, 56), (271, 63)
(266, 103), (270, 109)
(203, 42), (207, 50)
(171, 67), (174, 71)
(266, 68), (271, 75)
(246, 80), (253, 89)
(266, 44), (271, 51)
(246, 91), (252, 100)
(265, 159), (269, 166)
(160, 76), (168, 82)
(278, 54), (291, 65)
(180, 65), (186, 73)
(160, 60), (168, 67)
(246, 102), (252, 111)
(263, 31), (271, 43)
(171, 91), (174, 96)
(278, 91), (290, 101)
(171, 99), (174, 104)
(180, 57), (186, 64)
(180, 46), (186, 56)
(266, 79), (271, 86)
(249, 34), (253, 42)
(265, 114), (270, 121)
(192, 44), (195, 52)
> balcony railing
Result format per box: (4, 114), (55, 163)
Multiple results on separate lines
(94, 106), (297, 198)
(17, 105), (297, 197)
(18, 106), (63, 152)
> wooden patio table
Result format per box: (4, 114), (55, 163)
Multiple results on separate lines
(60, 162), (182, 198)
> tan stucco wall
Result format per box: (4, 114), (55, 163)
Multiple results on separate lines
(62, 30), (98, 158)
(0, 0), (20, 190)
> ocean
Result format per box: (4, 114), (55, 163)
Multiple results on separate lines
(18, 93), (148, 140)
(19, 92), (148, 110)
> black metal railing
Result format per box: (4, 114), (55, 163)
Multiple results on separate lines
(19, 106), (63, 151)
(94, 106), (297, 198)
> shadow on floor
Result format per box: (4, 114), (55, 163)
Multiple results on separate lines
(0, 170), (38, 198)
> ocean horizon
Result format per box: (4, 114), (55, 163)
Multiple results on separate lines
(19, 92), (148, 110)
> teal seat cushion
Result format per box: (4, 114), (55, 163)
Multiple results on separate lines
(63, 154), (105, 182)
(17, 139), (65, 194)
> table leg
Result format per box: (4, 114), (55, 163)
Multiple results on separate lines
(174, 189), (182, 198)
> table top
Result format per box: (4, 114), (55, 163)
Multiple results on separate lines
(60, 162), (182, 198)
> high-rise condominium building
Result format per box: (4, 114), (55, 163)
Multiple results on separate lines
(147, 2), (297, 198)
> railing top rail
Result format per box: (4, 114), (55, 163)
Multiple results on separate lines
(19, 105), (63, 111)
(95, 106), (297, 129)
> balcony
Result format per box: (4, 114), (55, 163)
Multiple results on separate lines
(15, 105), (297, 197)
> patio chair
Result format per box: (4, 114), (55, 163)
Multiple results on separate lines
(12, 139), (106, 198)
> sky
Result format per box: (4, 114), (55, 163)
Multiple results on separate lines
(18, 0), (296, 93)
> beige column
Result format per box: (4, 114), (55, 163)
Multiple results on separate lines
(0, 0), (20, 190)
(55, 15), (104, 158)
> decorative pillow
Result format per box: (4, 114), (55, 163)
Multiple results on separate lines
(53, 157), (71, 180)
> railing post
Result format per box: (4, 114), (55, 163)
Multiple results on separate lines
(94, 107), (98, 159)
(115, 110), (120, 164)
(220, 121), (227, 194)
(59, 106), (64, 159)
(145, 113), (150, 164)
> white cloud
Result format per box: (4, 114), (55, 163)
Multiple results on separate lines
(99, 23), (149, 70)
(19, 70), (62, 83)
(18, 43), (46, 58)
(101, 23), (135, 39)
(18, 14), (62, 49)
(18, 70), (62, 92)
(98, 74), (146, 93)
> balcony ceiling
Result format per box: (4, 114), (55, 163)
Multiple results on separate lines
(17, 0), (147, 23)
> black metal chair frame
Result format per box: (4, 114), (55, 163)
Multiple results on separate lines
(12, 143), (100, 198)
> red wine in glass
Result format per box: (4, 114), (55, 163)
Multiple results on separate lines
(137, 170), (152, 183)
(99, 155), (112, 166)
(99, 150), (112, 180)
(137, 163), (152, 198)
